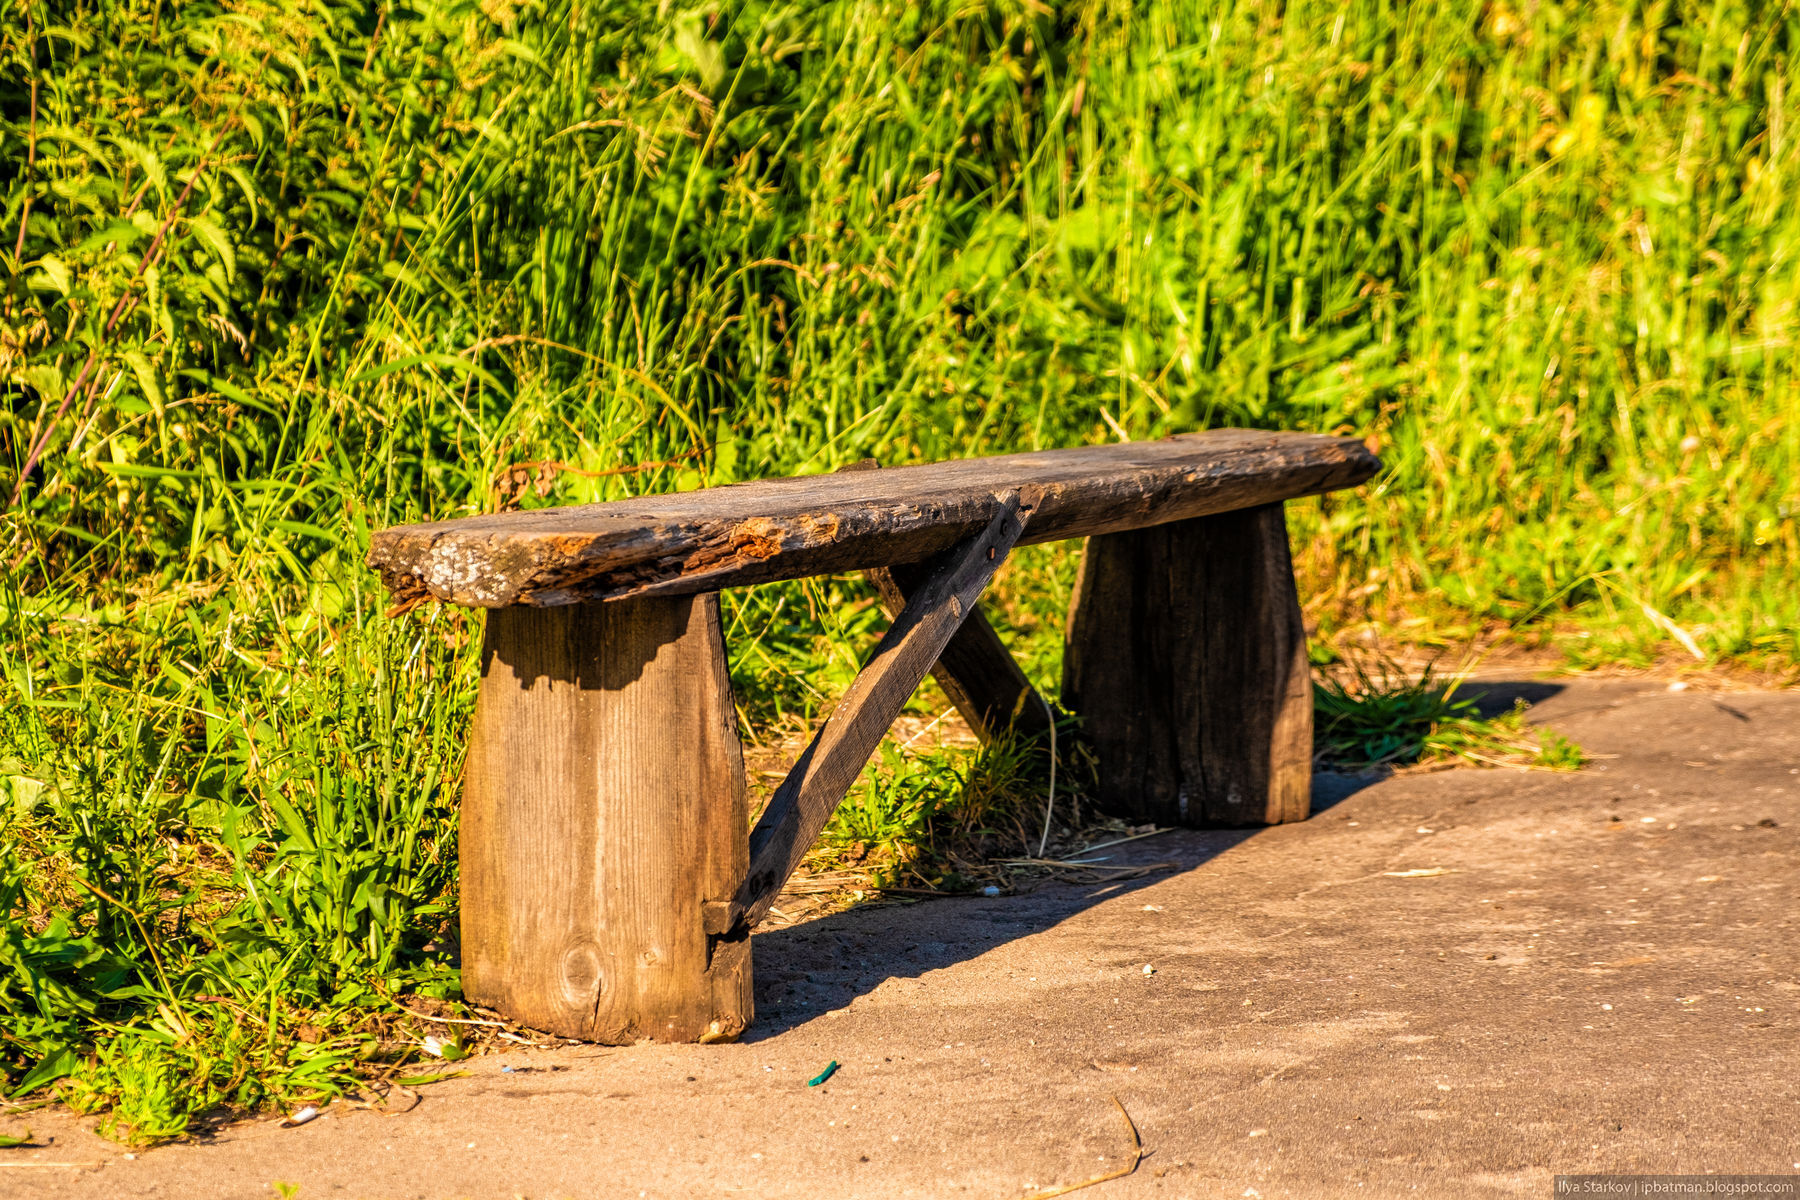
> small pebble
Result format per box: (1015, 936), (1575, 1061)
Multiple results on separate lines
(1142, 964), (1156, 975)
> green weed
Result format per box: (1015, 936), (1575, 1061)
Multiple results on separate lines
(821, 720), (1062, 887)
(1314, 662), (1586, 772)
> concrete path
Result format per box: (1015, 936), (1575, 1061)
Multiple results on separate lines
(7, 679), (1797, 1199)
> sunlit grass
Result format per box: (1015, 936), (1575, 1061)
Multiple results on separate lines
(1313, 659), (1585, 772)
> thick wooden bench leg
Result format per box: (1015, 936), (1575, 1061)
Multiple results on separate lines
(459, 593), (752, 1043)
(1062, 502), (1312, 827)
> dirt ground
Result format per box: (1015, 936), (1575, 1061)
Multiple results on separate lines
(4, 677), (1796, 1199)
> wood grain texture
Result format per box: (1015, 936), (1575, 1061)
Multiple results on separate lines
(733, 497), (1026, 930)
(866, 561), (1050, 744)
(459, 593), (752, 1043)
(368, 430), (1378, 609)
(1062, 503), (1312, 827)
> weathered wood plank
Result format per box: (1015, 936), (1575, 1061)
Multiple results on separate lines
(732, 496), (1026, 930)
(866, 560), (1051, 744)
(368, 430), (1377, 609)
(1061, 503), (1312, 827)
(460, 593), (753, 1043)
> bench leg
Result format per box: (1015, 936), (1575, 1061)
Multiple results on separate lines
(1062, 502), (1312, 827)
(459, 593), (752, 1043)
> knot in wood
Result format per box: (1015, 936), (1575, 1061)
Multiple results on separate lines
(558, 940), (605, 1006)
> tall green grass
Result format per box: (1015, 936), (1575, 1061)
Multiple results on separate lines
(1, 0), (1795, 1138)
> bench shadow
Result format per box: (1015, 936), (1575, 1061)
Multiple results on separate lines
(1457, 679), (1566, 719)
(742, 824), (1262, 1041)
(743, 680), (1576, 1039)
(1310, 769), (1389, 811)
(1303, 679), (1571, 813)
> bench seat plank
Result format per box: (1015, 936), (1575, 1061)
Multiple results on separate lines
(368, 430), (1377, 609)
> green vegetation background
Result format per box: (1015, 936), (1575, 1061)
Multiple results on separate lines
(1, 0), (1794, 1139)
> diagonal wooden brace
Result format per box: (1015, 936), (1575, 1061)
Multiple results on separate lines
(839, 460), (1050, 745)
(864, 560), (1052, 745)
(729, 493), (1030, 931)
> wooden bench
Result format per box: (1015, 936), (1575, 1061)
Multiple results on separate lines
(367, 429), (1378, 1044)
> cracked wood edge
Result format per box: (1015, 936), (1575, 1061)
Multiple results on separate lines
(368, 430), (1379, 609)
(731, 494), (1028, 930)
